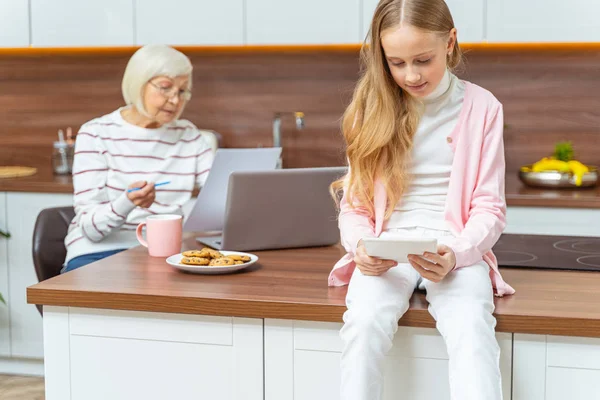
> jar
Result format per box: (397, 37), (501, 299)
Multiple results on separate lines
(52, 141), (74, 175)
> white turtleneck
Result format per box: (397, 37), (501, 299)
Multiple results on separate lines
(384, 69), (466, 232)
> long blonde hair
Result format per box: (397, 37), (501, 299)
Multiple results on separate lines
(331, 0), (463, 219)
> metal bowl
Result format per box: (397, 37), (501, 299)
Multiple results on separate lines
(519, 165), (598, 188)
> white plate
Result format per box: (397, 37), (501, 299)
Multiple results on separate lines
(166, 250), (259, 275)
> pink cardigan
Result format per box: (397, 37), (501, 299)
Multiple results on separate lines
(328, 81), (515, 297)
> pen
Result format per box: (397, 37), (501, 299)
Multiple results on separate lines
(127, 181), (170, 193)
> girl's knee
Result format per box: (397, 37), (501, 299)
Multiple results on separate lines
(437, 303), (497, 346)
(342, 306), (399, 340)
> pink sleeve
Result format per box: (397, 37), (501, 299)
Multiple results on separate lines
(338, 176), (376, 254)
(446, 105), (507, 268)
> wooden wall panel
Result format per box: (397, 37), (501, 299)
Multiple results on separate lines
(0, 47), (599, 171)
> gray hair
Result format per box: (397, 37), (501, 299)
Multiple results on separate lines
(121, 44), (193, 117)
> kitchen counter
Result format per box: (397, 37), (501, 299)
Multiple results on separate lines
(2, 168), (600, 208)
(28, 235), (600, 338)
(0, 169), (73, 194)
(28, 235), (600, 399)
(505, 172), (600, 208)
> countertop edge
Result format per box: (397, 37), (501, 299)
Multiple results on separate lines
(2, 188), (600, 209)
(2, 174), (600, 208)
(27, 287), (600, 338)
(506, 194), (600, 209)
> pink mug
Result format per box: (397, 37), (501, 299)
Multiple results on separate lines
(136, 214), (183, 257)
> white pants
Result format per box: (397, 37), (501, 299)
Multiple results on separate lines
(340, 227), (502, 400)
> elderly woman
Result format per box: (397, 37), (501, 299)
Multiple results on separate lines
(62, 44), (216, 273)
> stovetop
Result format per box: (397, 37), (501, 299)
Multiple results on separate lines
(493, 234), (600, 272)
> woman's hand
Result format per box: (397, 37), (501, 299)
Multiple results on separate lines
(408, 244), (456, 283)
(126, 181), (156, 208)
(354, 240), (397, 276)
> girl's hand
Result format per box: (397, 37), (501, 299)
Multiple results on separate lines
(127, 181), (156, 208)
(354, 240), (397, 276)
(408, 244), (456, 283)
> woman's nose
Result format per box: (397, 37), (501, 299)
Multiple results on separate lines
(168, 95), (180, 106)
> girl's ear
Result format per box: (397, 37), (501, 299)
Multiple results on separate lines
(447, 28), (457, 55)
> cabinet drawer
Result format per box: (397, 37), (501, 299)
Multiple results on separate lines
(547, 336), (600, 370)
(70, 308), (233, 345)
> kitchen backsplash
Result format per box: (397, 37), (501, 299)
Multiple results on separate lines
(0, 46), (599, 171)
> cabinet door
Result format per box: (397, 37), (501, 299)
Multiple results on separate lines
(31, 0), (134, 47)
(7, 192), (72, 359)
(487, 0), (600, 42)
(0, 0), (29, 47)
(135, 0), (244, 45)
(514, 334), (600, 400)
(44, 307), (263, 400)
(0, 193), (9, 357)
(265, 320), (512, 400)
(246, 0), (361, 44)
(361, 0), (485, 43)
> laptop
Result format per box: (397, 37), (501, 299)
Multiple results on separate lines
(196, 167), (347, 251)
(183, 147), (281, 233)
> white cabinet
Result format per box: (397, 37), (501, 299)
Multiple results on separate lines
(6, 192), (72, 359)
(514, 334), (600, 400)
(246, 0), (361, 44)
(135, 0), (244, 46)
(445, 0), (485, 43)
(487, 0), (600, 42)
(361, 0), (378, 42)
(505, 206), (600, 237)
(14, 0), (600, 48)
(0, 0), (29, 47)
(0, 193), (9, 357)
(361, 0), (485, 43)
(30, 0), (134, 47)
(44, 307), (263, 400)
(265, 319), (512, 400)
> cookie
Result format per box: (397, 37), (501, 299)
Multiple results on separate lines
(204, 248), (224, 259)
(233, 260), (244, 265)
(182, 250), (205, 258)
(180, 257), (210, 266)
(227, 254), (251, 262)
(209, 257), (235, 266)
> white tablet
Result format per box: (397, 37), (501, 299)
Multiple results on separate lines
(362, 237), (438, 263)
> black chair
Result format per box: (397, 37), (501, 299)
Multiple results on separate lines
(31, 206), (75, 315)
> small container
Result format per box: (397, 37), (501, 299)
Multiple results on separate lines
(52, 141), (74, 175)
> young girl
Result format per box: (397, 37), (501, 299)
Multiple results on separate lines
(329, 1), (515, 399)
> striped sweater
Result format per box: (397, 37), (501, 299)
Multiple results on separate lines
(64, 107), (216, 264)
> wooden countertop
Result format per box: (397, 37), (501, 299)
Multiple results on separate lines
(505, 171), (600, 208)
(28, 236), (600, 338)
(0, 168), (73, 194)
(2, 168), (600, 208)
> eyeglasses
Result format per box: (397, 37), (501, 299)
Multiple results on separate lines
(148, 81), (192, 101)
